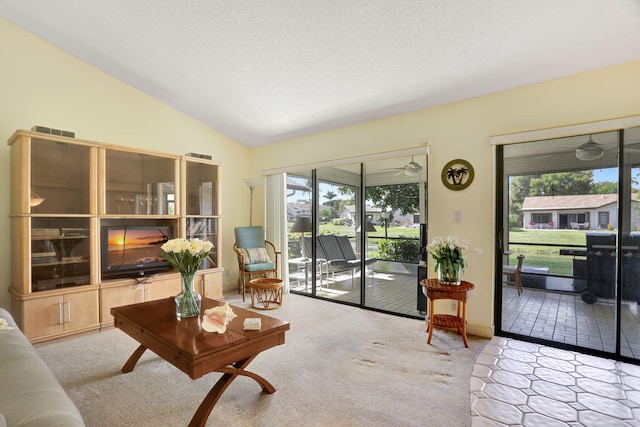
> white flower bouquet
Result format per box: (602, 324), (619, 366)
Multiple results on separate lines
(161, 238), (215, 318)
(426, 236), (480, 285)
(160, 238), (214, 275)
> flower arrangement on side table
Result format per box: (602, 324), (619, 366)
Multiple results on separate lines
(161, 238), (214, 318)
(426, 236), (480, 286)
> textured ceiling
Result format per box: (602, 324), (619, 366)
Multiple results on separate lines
(1, 1), (639, 148)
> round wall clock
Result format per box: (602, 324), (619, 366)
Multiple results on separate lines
(441, 159), (474, 191)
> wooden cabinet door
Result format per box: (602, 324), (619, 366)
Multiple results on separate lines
(100, 283), (145, 325)
(199, 270), (223, 300)
(64, 290), (99, 332)
(22, 295), (64, 339)
(148, 275), (180, 301)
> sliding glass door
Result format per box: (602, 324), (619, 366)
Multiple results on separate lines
(497, 125), (640, 362)
(363, 156), (427, 315)
(284, 153), (427, 318)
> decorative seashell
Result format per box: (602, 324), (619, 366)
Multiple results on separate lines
(202, 303), (237, 333)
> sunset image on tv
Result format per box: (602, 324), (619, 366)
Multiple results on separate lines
(107, 228), (169, 267)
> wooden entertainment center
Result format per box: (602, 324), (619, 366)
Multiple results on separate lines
(8, 129), (224, 343)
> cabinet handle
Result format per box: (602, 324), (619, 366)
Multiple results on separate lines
(205, 278), (209, 296)
(58, 302), (63, 325)
(66, 301), (71, 323)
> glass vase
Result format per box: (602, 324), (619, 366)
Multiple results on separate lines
(437, 262), (461, 286)
(175, 272), (201, 319)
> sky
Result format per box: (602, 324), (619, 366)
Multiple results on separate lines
(593, 168), (617, 183)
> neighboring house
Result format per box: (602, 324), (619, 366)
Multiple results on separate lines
(287, 203), (311, 222)
(520, 194), (639, 230)
(339, 205), (381, 224)
(339, 205), (417, 227)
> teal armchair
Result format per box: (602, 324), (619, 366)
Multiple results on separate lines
(233, 226), (280, 301)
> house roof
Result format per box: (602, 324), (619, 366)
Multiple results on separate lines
(286, 179), (309, 192)
(1, 1), (638, 148)
(520, 194), (634, 211)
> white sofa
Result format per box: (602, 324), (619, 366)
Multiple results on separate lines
(0, 308), (84, 427)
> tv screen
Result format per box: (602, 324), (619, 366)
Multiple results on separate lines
(101, 225), (172, 278)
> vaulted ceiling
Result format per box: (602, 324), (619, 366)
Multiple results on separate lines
(2, 1), (639, 148)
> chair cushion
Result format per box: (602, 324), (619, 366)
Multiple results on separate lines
(245, 262), (276, 272)
(235, 226), (267, 249)
(239, 247), (271, 264)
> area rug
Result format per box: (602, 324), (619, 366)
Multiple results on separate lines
(35, 293), (488, 426)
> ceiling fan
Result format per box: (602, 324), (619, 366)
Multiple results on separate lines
(575, 135), (604, 161)
(382, 156), (422, 176)
(523, 134), (640, 161)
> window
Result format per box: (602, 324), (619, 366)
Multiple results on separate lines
(598, 211), (609, 229)
(531, 213), (551, 224)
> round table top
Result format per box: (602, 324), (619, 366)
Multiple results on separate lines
(420, 278), (475, 292)
(248, 278), (283, 289)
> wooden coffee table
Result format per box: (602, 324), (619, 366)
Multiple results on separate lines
(111, 297), (290, 427)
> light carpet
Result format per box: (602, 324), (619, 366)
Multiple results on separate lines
(35, 293), (488, 427)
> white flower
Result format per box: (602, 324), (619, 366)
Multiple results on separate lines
(160, 237), (215, 274)
(173, 238), (190, 253)
(160, 240), (174, 252)
(189, 238), (204, 254)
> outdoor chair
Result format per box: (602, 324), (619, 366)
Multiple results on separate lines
(334, 235), (376, 283)
(233, 226), (280, 302)
(317, 234), (376, 286)
(503, 254), (525, 296)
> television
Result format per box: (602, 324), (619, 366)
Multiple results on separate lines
(101, 225), (173, 278)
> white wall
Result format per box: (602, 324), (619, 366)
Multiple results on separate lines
(0, 18), (252, 311)
(249, 60), (640, 338)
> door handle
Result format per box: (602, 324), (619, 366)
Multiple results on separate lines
(58, 302), (63, 325)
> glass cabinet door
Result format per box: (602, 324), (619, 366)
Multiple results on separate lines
(184, 161), (219, 216)
(184, 159), (220, 270)
(31, 139), (91, 215)
(105, 150), (176, 215)
(31, 217), (91, 292)
(185, 218), (218, 269)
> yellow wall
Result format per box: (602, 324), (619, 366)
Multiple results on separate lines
(252, 60), (640, 337)
(2, 16), (639, 338)
(0, 18), (252, 311)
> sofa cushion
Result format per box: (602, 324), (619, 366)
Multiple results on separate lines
(0, 308), (85, 427)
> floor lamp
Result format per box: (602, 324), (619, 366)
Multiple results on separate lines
(290, 216), (312, 260)
(243, 178), (259, 226)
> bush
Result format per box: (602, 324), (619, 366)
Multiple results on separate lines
(377, 237), (420, 263)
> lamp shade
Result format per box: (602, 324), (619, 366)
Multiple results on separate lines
(357, 221), (377, 232)
(30, 192), (45, 207)
(290, 216), (312, 233)
(243, 178), (260, 189)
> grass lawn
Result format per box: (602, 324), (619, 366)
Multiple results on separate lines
(506, 228), (613, 275)
(288, 222), (420, 239)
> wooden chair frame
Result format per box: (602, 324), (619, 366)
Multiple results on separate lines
(503, 254), (525, 296)
(233, 240), (280, 302)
